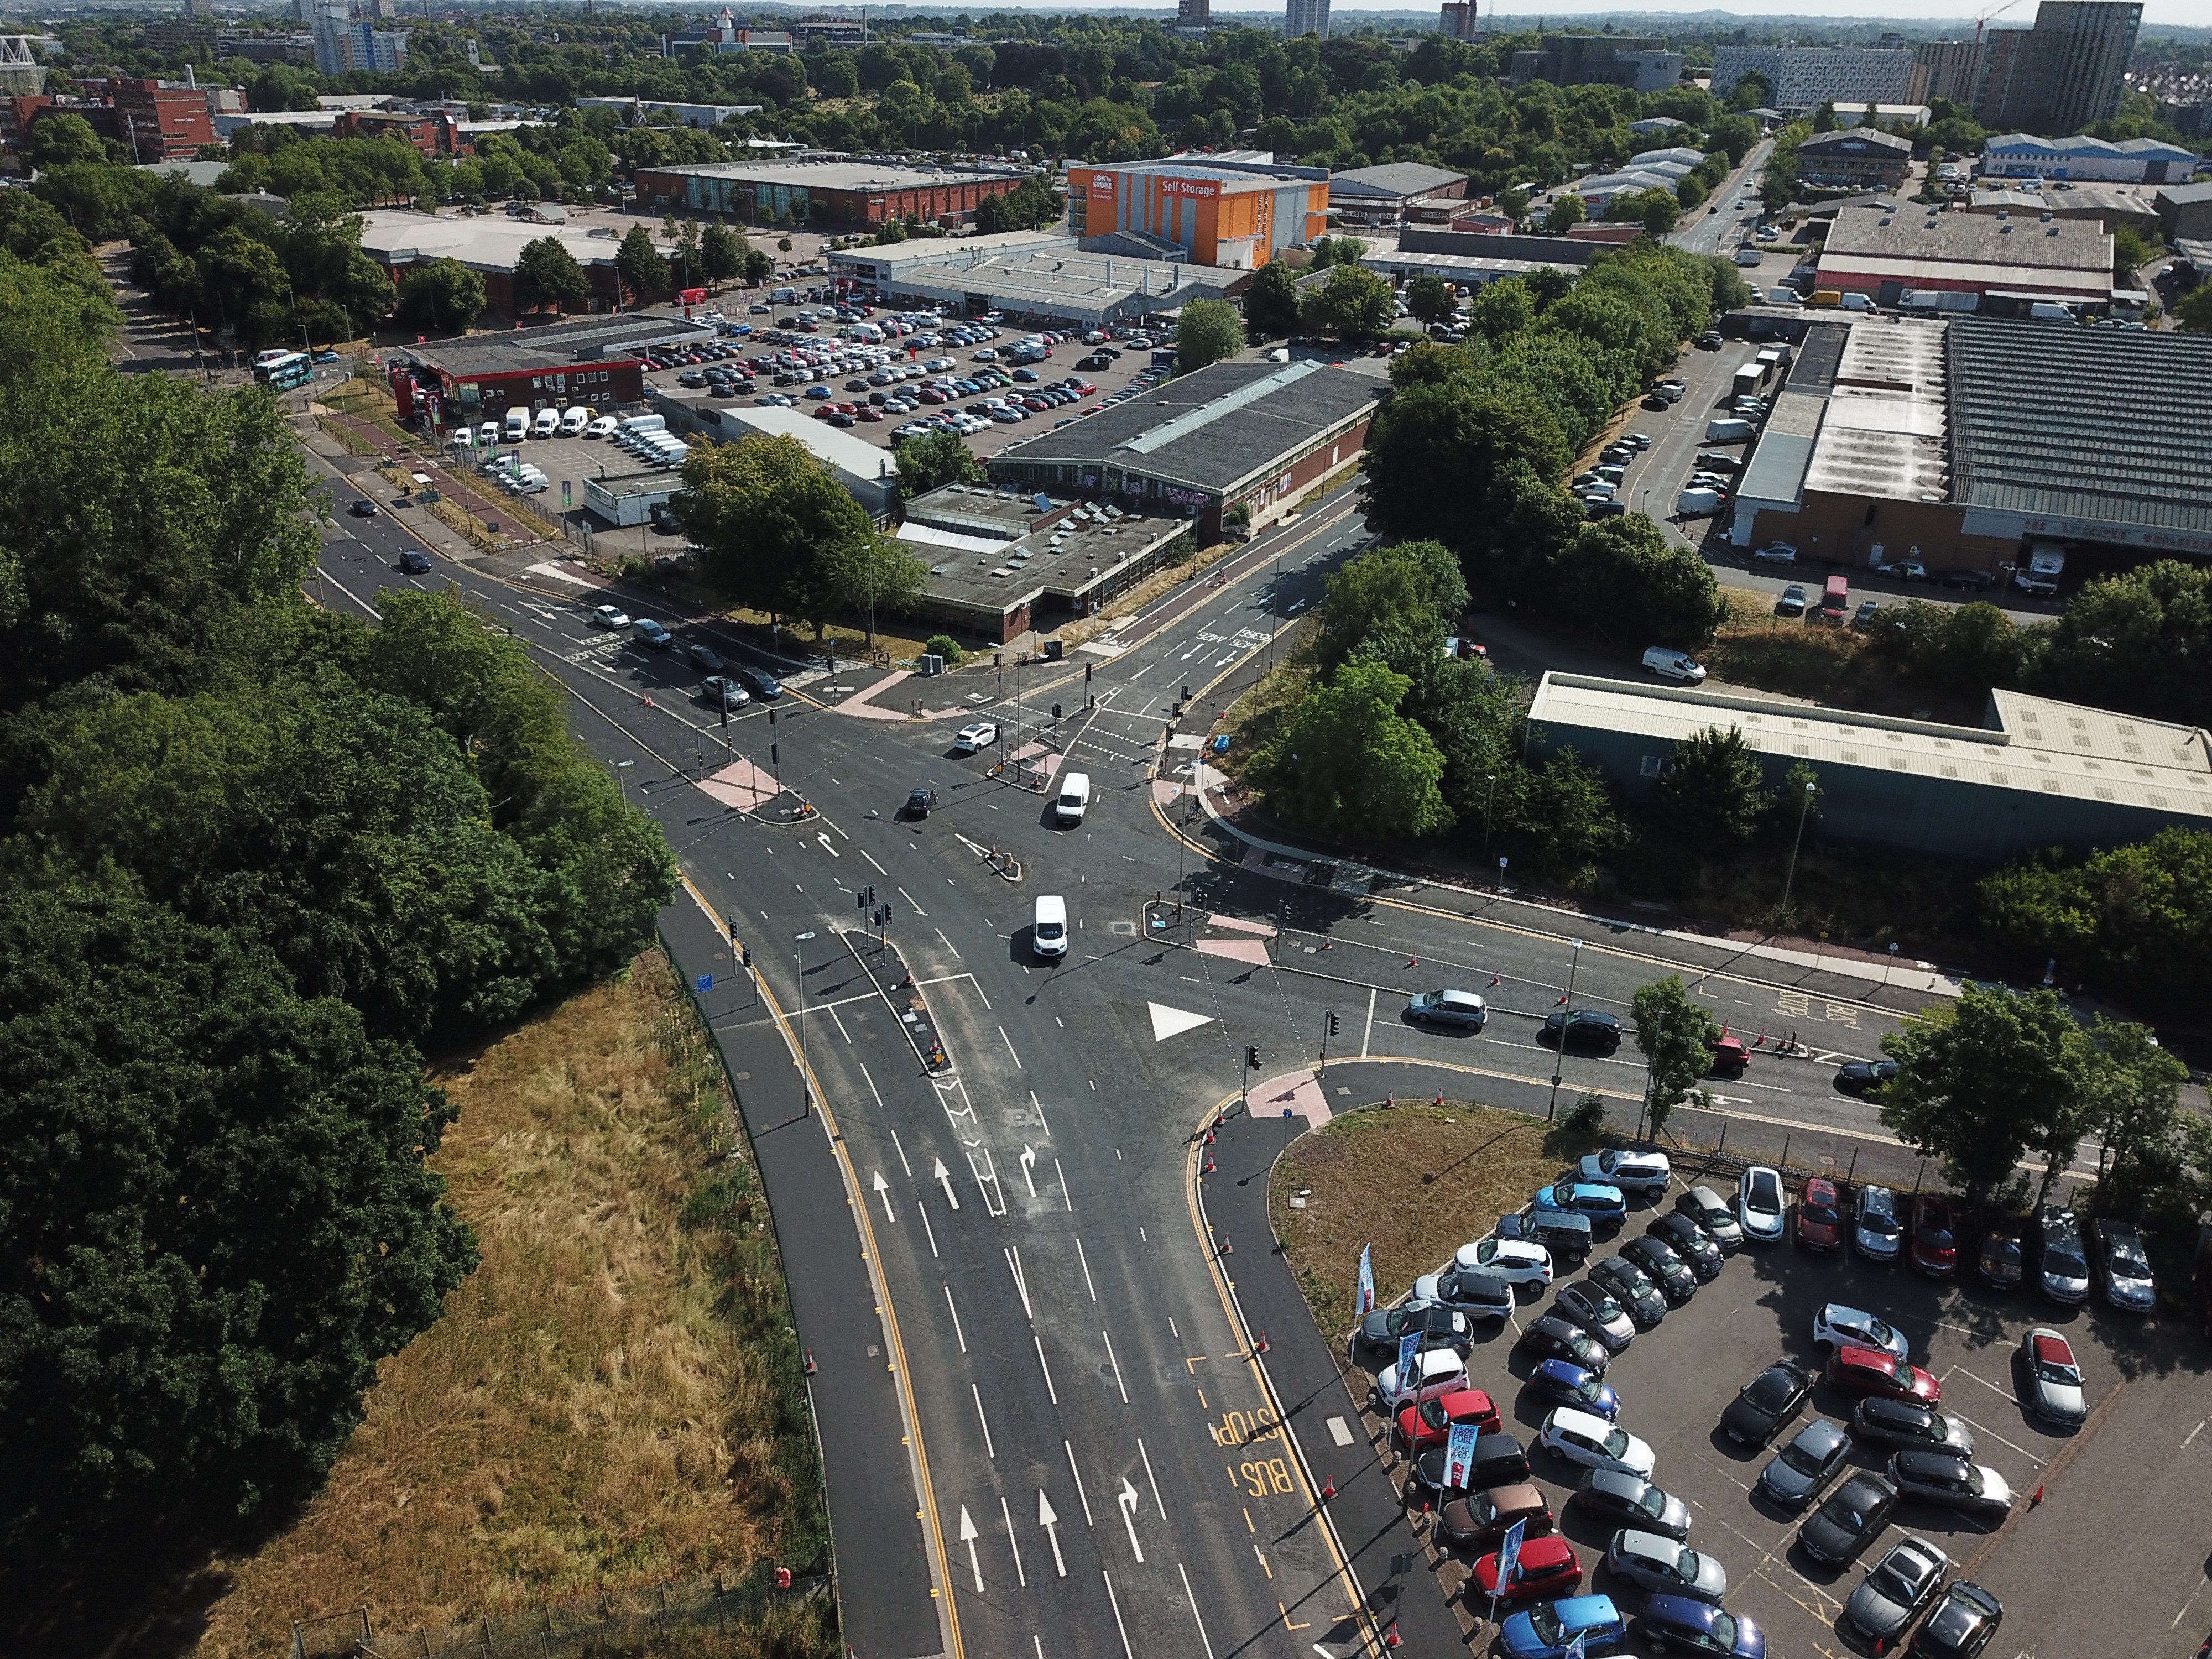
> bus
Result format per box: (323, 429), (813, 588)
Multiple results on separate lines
(254, 350), (312, 391)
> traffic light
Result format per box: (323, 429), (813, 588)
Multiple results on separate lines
(1326, 1011), (1341, 1038)
(882, 902), (894, 926)
(740, 945), (753, 969)
(1052, 702), (1062, 720)
(726, 916), (739, 941)
(1245, 1045), (1261, 1071)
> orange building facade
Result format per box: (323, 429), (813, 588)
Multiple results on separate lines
(1066, 161), (1329, 269)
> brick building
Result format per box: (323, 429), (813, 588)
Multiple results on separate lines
(631, 156), (1035, 231)
(112, 77), (216, 160)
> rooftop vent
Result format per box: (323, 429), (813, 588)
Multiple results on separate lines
(2000, 223), (2013, 234)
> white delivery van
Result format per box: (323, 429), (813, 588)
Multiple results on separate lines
(2028, 302), (2075, 324)
(478, 420), (502, 447)
(531, 407), (560, 438)
(448, 426), (475, 449)
(1032, 895), (1068, 960)
(1705, 418), (1756, 444)
(619, 414), (667, 439)
(1676, 487), (1726, 518)
(503, 406), (530, 442)
(559, 405), (591, 435)
(1839, 293), (1876, 312)
(1643, 646), (1708, 684)
(1053, 772), (1092, 826)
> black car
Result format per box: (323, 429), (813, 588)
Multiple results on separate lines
(1834, 1058), (1898, 1097)
(1540, 1009), (1623, 1055)
(1575, 1468), (1692, 1539)
(1976, 1225), (2023, 1291)
(1621, 1235), (1698, 1303)
(729, 664), (782, 700)
(1352, 1300), (1472, 1362)
(1851, 1397), (1974, 1456)
(1937, 568), (1996, 591)
(1722, 1361), (1812, 1446)
(1798, 1472), (1897, 1566)
(348, 497), (378, 517)
(397, 549), (432, 574)
(1517, 1313), (1610, 1374)
(904, 787), (939, 820)
(1910, 1581), (2003, 1658)
(1590, 1256), (1668, 1327)
(1646, 1212), (1725, 1281)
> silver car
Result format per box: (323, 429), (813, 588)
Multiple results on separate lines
(1404, 988), (1488, 1032)
(1605, 1529), (1728, 1603)
(1554, 1281), (1636, 1351)
(1844, 1536), (1948, 1645)
(1757, 1417), (1850, 1510)
(1853, 1184), (1902, 1260)
(2017, 1327), (2088, 1426)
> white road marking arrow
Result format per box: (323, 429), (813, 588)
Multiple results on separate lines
(816, 832), (840, 859)
(957, 1505), (982, 1592)
(1037, 1490), (1067, 1577)
(933, 1156), (961, 1211)
(1117, 1477), (1145, 1563)
(1019, 1144), (1037, 1198)
(871, 1169), (896, 1224)
(1147, 1001), (1214, 1042)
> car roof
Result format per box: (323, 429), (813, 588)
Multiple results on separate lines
(1512, 1535), (1574, 1566)
(1548, 1406), (1613, 1436)
(1616, 1527), (1684, 1557)
(1835, 1345), (1896, 1371)
(1894, 1447), (1969, 1476)
(2030, 1331), (2074, 1361)
(1804, 1176), (1838, 1198)
(1863, 1397), (1931, 1425)
(1551, 1594), (1622, 1626)
(1644, 1594), (1718, 1630)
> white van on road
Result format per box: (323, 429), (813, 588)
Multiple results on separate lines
(1032, 895), (1068, 960)
(1053, 772), (1092, 826)
(1644, 646), (1708, 684)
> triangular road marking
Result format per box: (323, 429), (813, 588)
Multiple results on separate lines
(1149, 1001), (1214, 1042)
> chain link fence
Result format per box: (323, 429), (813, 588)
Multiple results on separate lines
(292, 1572), (829, 1659)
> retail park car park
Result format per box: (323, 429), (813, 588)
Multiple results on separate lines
(1344, 1152), (2212, 1659)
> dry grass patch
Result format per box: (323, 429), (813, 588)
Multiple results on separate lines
(1270, 1102), (1601, 1342)
(1704, 587), (1978, 725)
(193, 952), (822, 1658)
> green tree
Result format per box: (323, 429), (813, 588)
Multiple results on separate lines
(1249, 659), (1452, 842)
(675, 431), (868, 641)
(195, 222), (292, 347)
(1175, 296), (1246, 374)
(24, 112), (107, 171)
(617, 222), (670, 304)
(831, 533), (928, 649)
(2081, 1019), (2190, 1222)
(393, 255), (486, 333)
(699, 220), (746, 285)
(1469, 277), (1534, 342)
(1978, 828), (2212, 1004)
(2027, 559), (2212, 730)
(1554, 515), (1725, 648)
(1244, 257), (1301, 337)
(1361, 379), (1572, 555)
(512, 234), (588, 315)
(1406, 272), (1457, 330)
(1631, 976), (1715, 1138)
(1878, 985), (2093, 1211)
(1317, 540), (1466, 669)
(1651, 726), (1769, 849)
(0, 885), (479, 1540)
(1303, 262), (1397, 339)
(894, 427), (983, 498)
(1543, 194), (1587, 234)
(2176, 285), (2212, 335)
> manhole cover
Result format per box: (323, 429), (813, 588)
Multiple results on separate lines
(1110, 920), (1137, 936)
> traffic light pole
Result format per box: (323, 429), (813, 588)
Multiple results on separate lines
(1242, 1044), (1259, 1111)
(1320, 1010), (1339, 1074)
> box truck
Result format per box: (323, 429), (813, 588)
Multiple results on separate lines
(2013, 541), (2066, 596)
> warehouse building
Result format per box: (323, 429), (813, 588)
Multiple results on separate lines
(2155, 180), (2212, 241)
(1066, 156), (1329, 269)
(649, 394), (900, 519)
(1327, 160), (1470, 228)
(356, 207), (634, 313)
(1726, 315), (2212, 581)
(826, 234), (1247, 329)
(1980, 131), (2202, 183)
(1795, 128), (1913, 192)
(986, 358), (1381, 542)
(1815, 202), (2114, 307)
(388, 311), (716, 426)
(631, 156), (1037, 231)
(896, 484), (1191, 642)
(1526, 672), (2212, 861)
(1961, 184), (2161, 237)
(1359, 246), (1587, 291)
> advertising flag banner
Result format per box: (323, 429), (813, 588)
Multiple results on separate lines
(1357, 1244), (1375, 1316)
(1443, 1422), (1480, 1491)
(1395, 1332), (1421, 1401)
(1497, 1516), (1526, 1592)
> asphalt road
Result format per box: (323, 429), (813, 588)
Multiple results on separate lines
(300, 445), (2024, 1659)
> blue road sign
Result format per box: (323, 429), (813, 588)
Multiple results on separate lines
(696, 973), (714, 992)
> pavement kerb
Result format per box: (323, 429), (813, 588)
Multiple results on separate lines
(1184, 1087), (1386, 1659)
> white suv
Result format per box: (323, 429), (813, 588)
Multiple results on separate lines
(1577, 1150), (1671, 1199)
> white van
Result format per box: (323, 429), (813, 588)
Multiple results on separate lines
(503, 406), (530, 442)
(558, 405), (591, 435)
(478, 420), (502, 447)
(1705, 418), (1756, 444)
(1032, 895), (1068, 959)
(531, 407), (560, 438)
(1839, 293), (1876, 312)
(448, 426), (475, 449)
(1643, 646), (1708, 684)
(2028, 301), (2075, 324)
(1676, 487), (1727, 518)
(1053, 771), (1092, 826)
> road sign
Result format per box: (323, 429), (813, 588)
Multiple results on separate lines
(695, 973), (713, 992)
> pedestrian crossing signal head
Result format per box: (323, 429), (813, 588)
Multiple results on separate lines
(1245, 1045), (1261, 1070)
(1326, 1011), (1340, 1037)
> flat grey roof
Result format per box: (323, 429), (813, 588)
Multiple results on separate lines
(900, 485), (1184, 614)
(989, 360), (1382, 495)
(406, 312), (714, 375)
(637, 158), (1032, 192)
(1528, 672), (2212, 819)
(1821, 205), (2112, 272)
(1948, 316), (2212, 538)
(1328, 161), (1467, 201)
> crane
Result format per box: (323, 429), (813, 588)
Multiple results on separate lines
(1974, 0), (2024, 44)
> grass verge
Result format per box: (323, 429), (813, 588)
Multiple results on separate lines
(193, 950), (830, 1659)
(1705, 588), (1979, 726)
(1269, 1100), (1603, 1342)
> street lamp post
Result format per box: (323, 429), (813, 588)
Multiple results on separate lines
(1483, 772), (1496, 854)
(1546, 938), (1584, 1122)
(1779, 779), (1817, 916)
(794, 930), (817, 1103)
(613, 758), (635, 803)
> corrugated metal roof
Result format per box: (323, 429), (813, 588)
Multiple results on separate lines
(1328, 161), (1467, 200)
(1948, 317), (2212, 535)
(1803, 317), (1949, 502)
(1527, 673), (2212, 818)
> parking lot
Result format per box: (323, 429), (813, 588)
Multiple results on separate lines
(1350, 1161), (2212, 1657)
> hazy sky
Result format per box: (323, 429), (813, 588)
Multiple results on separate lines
(1307, 1), (2210, 24)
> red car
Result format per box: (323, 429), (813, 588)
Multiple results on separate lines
(1393, 1387), (1500, 1455)
(1827, 1344), (1940, 1405)
(1910, 1193), (1958, 1276)
(1472, 1535), (1580, 1603)
(1797, 1177), (1843, 1251)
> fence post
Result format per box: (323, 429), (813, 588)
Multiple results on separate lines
(1780, 1134), (1791, 1172)
(1846, 1147), (1859, 1185)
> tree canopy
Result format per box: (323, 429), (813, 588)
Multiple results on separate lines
(1175, 296), (1245, 374)
(675, 431), (873, 639)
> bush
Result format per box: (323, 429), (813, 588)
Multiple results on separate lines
(1562, 1092), (1608, 1134)
(924, 633), (963, 665)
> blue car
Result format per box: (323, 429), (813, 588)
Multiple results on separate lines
(1500, 1594), (1627, 1658)
(805, 384), (833, 399)
(1641, 1595), (1765, 1657)
(1538, 1180), (1627, 1227)
(1527, 1358), (1621, 1421)
(1011, 366), (1041, 382)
